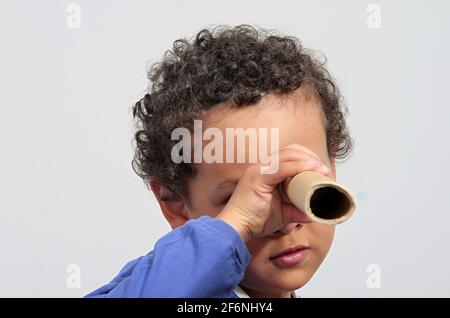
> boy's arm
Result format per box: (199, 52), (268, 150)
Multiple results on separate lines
(84, 215), (251, 298)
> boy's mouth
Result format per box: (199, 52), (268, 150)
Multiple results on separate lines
(269, 244), (310, 267)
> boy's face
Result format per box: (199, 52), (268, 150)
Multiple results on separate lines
(164, 88), (335, 297)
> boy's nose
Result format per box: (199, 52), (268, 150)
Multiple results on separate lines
(274, 223), (300, 235)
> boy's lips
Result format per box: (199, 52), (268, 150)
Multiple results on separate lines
(269, 244), (310, 267)
(270, 244), (310, 259)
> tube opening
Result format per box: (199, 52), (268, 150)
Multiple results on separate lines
(309, 186), (351, 220)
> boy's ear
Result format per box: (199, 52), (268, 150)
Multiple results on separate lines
(149, 180), (189, 230)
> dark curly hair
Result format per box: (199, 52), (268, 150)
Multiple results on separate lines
(132, 25), (352, 201)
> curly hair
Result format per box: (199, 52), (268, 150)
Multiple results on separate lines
(132, 25), (353, 201)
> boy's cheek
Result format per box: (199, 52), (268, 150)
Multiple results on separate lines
(245, 237), (269, 256)
(312, 224), (336, 253)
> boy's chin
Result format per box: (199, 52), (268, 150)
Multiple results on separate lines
(272, 271), (313, 291)
(243, 269), (314, 296)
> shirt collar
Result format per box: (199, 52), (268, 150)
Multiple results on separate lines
(234, 285), (298, 298)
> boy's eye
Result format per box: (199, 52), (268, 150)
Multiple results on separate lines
(221, 195), (232, 205)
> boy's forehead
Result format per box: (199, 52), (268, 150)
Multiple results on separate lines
(202, 89), (327, 147)
(194, 89), (329, 182)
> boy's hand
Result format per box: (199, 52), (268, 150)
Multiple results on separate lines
(216, 144), (331, 242)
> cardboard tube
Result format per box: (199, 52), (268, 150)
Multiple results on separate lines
(281, 171), (356, 225)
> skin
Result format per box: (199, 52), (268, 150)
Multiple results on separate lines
(150, 87), (336, 298)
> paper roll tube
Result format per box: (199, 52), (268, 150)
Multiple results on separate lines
(281, 171), (356, 225)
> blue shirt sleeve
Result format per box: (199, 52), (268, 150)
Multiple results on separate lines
(84, 215), (251, 298)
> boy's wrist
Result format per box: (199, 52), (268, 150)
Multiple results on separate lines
(216, 209), (251, 243)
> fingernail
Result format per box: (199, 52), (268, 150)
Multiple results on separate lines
(322, 164), (330, 173)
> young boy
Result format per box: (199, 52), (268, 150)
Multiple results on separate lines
(86, 25), (352, 298)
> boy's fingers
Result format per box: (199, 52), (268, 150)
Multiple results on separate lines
(256, 160), (325, 189)
(275, 148), (319, 163)
(279, 144), (322, 162)
(265, 145), (329, 174)
(276, 149), (329, 174)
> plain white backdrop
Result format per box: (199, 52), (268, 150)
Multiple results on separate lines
(1, 0), (449, 297)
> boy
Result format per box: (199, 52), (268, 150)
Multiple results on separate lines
(86, 25), (352, 298)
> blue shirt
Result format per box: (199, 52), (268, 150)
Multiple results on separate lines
(85, 215), (251, 298)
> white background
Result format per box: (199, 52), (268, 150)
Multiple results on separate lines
(1, 0), (449, 297)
